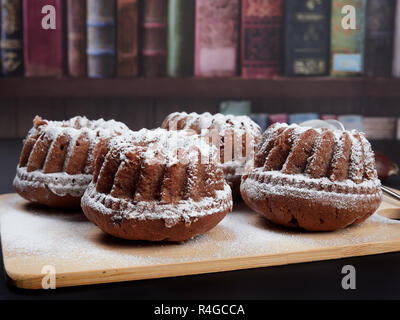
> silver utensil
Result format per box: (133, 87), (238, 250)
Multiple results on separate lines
(381, 185), (400, 202)
(299, 119), (345, 131)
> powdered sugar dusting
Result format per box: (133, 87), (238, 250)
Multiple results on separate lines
(34, 116), (129, 144)
(304, 130), (323, 173)
(85, 128), (233, 227)
(1, 195), (399, 274)
(164, 112), (260, 138)
(14, 166), (92, 197)
(82, 182), (232, 225)
(25, 115), (130, 174)
(242, 169), (382, 209)
(14, 116), (130, 199)
(360, 133), (379, 179)
(254, 123), (379, 185)
(348, 131), (364, 182)
(108, 128), (220, 166)
(162, 112), (261, 173)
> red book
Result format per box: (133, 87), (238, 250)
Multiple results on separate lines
(320, 114), (338, 120)
(268, 113), (288, 124)
(194, 0), (239, 77)
(139, 0), (167, 77)
(241, 0), (283, 78)
(23, 0), (64, 77)
(67, 0), (86, 77)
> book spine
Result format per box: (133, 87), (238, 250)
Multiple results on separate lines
(250, 113), (268, 133)
(337, 115), (364, 131)
(167, 0), (194, 77)
(364, 0), (396, 77)
(139, 0), (167, 77)
(363, 117), (396, 140)
(87, 0), (116, 78)
(320, 114), (337, 120)
(268, 114), (288, 124)
(1, 0), (23, 76)
(194, 0), (239, 77)
(330, 0), (367, 76)
(397, 119), (400, 139)
(67, 0), (86, 77)
(23, 0), (64, 77)
(0, 2), (1, 74)
(392, 0), (400, 77)
(219, 100), (251, 116)
(288, 113), (319, 124)
(284, 0), (330, 76)
(241, 0), (283, 78)
(117, 0), (138, 77)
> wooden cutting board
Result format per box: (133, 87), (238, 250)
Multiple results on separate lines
(1, 192), (400, 289)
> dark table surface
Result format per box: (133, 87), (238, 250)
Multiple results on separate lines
(1, 138), (400, 300)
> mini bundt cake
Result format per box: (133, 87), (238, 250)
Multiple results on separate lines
(81, 128), (233, 241)
(241, 123), (382, 231)
(13, 116), (129, 208)
(161, 112), (261, 198)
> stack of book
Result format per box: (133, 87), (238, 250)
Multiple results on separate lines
(1, 0), (400, 78)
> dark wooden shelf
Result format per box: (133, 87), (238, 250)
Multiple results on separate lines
(0, 77), (400, 99)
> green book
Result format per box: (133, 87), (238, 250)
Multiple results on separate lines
(220, 101), (251, 116)
(330, 0), (367, 76)
(167, 0), (195, 77)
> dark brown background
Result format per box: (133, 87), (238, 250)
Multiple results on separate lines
(1, 77), (400, 299)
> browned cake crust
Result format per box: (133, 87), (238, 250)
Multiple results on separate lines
(241, 123), (383, 231)
(83, 184), (231, 242)
(160, 112), (261, 198)
(81, 129), (233, 241)
(13, 182), (82, 208)
(13, 116), (128, 208)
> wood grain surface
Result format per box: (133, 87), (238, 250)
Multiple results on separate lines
(1, 192), (400, 289)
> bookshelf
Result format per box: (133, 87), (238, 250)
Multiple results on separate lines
(1, 77), (400, 99)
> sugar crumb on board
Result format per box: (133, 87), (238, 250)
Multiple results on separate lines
(1, 195), (399, 271)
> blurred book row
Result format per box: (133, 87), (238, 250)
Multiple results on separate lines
(220, 100), (400, 140)
(1, 0), (400, 78)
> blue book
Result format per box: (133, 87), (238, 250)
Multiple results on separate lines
(337, 115), (364, 131)
(87, 0), (116, 78)
(250, 113), (268, 133)
(289, 113), (319, 124)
